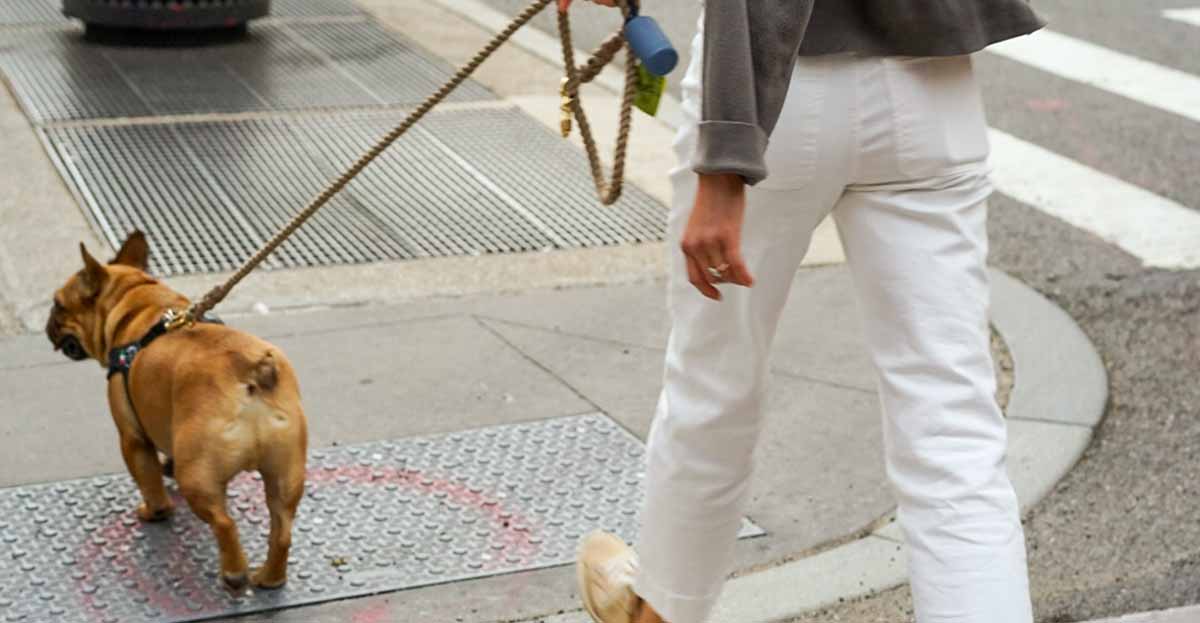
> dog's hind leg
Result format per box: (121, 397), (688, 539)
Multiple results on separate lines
(119, 433), (175, 522)
(108, 379), (174, 521)
(252, 418), (307, 589)
(177, 465), (250, 590)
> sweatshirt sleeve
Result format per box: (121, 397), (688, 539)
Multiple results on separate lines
(693, 1), (815, 185)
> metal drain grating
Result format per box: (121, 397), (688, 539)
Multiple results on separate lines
(41, 107), (666, 276)
(0, 414), (763, 623)
(0, 0), (361, 26)
(272, 0), (364, 18)
(0, 19), (493, 123)
(0, 0), (67, 26)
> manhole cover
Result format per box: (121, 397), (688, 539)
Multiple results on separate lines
(0, 414), (761, 623)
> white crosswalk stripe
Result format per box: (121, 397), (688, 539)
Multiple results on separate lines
(989, 129), (1200, 269)
(1163, 8), (1200, 27)
(987, 29), (1200, 125)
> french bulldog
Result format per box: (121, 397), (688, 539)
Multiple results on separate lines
(45, 231), (308, 590)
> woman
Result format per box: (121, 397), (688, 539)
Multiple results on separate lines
(570, 2), (1045, 622)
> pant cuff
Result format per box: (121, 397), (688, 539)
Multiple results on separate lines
(634, 572), (721, 623)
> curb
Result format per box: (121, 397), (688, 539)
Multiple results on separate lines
(1084, 605), (1200, 623)
(427, 3), (1110, 620)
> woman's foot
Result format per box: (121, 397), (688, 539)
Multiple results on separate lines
(577, 531), (643, 623)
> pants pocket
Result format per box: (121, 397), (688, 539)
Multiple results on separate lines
(884, 55), (990, 179)
(756, 63), (827, 190)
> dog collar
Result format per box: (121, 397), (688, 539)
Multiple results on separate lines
(106, 312), (222, 380)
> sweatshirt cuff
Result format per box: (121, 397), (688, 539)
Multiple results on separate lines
(692, 120), (769, 185)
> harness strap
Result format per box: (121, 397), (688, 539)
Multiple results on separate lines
(106, 313), (222, 451)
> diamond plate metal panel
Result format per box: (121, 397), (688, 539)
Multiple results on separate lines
(0, 19), (493, 123)
(40, 107), (666, 276)
(0, 414), (762, 623)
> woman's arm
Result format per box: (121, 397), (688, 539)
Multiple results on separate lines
(695, 1), (814, 186)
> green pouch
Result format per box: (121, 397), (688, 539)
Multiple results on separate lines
(633, 63), (666, 117)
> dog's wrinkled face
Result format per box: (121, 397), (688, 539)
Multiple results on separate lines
(45, 231), (151, 362)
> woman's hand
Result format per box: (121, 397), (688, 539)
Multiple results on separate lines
(558, 0), (616, 10)
(681, 173), (754, 301)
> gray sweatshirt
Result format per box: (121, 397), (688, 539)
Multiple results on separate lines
(695, 0), (1045, 184)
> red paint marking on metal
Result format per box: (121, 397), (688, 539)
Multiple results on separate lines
(71, 463), (543, 617)
(305, 465), (544, 568)
(76, 498), (212, 621)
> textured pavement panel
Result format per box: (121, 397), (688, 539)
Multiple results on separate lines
(0, 414), (761, 623)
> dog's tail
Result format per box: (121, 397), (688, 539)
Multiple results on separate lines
(247, 351), (279, 395)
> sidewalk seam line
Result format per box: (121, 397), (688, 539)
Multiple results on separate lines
(472, 315), (606, 415)
(473, 313), (664, 352)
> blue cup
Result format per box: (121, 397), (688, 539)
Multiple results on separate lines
(624, 15), (678, 76)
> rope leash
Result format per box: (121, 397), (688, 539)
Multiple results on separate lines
(172, 0), (640, 329)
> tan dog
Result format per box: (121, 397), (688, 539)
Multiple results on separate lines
(45, 231), (308, 590)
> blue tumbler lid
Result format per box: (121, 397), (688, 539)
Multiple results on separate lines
(624, 15), (678, 76)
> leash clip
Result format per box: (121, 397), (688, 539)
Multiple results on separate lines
(559, 77), (574, 138)
(164, 308), (195, 332)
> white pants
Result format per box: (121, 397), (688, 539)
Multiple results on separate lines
(632, 27), (1034, 623)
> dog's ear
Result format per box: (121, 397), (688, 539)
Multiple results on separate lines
(112, 230), (150, 271)
(79, 243), (106, 298)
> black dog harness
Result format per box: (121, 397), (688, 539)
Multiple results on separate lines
(104, 311), (220, 473)
(106, 312), (222, 380)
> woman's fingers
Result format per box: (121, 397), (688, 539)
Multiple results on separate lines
(720, 239), (754, 287)
(702, 247), (728, 282)
(684, 249), (722, 300)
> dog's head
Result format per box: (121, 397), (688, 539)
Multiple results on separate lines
(46, 231), (152, 362)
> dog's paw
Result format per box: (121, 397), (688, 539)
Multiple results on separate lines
(221, 572), (249, 592)
(250, 568), (287, 590)
(136, 502), (174, 522)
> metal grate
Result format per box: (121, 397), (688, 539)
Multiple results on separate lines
(0, 0), (362, 26)
(41, 107), (666, 276)
(0, 0), (66, 26)
(271, 0), (363, 18)
(0, 414), (762, 623)
(0, 19), (493, 123)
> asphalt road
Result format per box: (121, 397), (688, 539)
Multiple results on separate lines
(477, 1), (1200, 620)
